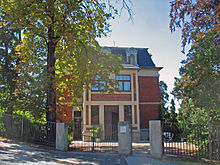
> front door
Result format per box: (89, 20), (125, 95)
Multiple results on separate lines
(104, 106), (119, 141)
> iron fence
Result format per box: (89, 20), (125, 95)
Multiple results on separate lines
(0, 113), (56, 147)
(162, 122), (220, 160)
(68, 124), (118, 152)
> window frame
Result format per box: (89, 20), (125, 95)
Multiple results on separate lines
(115, 75), (131, 92)
(91, 76), (107, 92)
(129, 54), (135, 65)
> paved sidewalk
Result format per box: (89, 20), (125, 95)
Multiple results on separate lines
(0, 140), (126, 165)
(0, 140), (186, 165)
(125, 154), (184, 165)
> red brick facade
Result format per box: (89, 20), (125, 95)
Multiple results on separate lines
(56, 104), (72, 123)
(91, 94), (132, 101)
(138, 76), (161, 102)
(138, 76), (160, 128)
(139, 104), (159, 129)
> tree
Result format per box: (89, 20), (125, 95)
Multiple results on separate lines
(170, 1), (220, 163)
(158, 81), (169, 122)
(169, 98), (177, 123)
(0, 0), (131, 122)
(14, 32), (48, 119)
(0, 25), (21, 115)
(0, 25), (21, 130)
(173, 31), (220, 164)
(170, 0), (220, 51)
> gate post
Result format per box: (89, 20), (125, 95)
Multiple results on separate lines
(56, 123), (68, 151)
(149, 120), (163, 159)
(118, 121), (132, 155)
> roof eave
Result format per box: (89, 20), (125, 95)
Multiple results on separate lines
(140, 66), (163, 70)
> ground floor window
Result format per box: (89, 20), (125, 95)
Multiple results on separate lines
(124, 105), (132, 123)
(91, 105), (99, 124)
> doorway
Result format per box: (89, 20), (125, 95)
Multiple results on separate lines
(104, 106), (119, 141)
(73, 111), (82, 140)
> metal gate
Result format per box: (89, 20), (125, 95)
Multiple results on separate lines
(0, 113), (56, 147)
(132, 126), (150, 155)
(162, 122), (220, 160)
(68, 124), (118, 152)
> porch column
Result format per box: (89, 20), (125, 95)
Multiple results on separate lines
(100, 104), (104, 125)
(119, 105), (124, 121)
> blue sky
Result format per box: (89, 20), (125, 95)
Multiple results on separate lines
(97, 0), (186, 106)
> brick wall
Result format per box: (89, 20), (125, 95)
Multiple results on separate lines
(138, 76), (160, 102)
(91, 94), (131, 101)
(139, 104), (159, 129)
(56, 104), (72, 123)
(138, 76), (160, 128)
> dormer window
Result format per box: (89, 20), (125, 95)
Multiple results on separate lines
(129, 54), (135, 65)
(126, 48), (138, 66)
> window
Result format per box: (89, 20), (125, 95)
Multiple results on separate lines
(91, 105), (99, 125)
(116, 75), (131, 92)
(129, 54), (135, 65)
(91, 76), (106, 92)
(124, 105), (132, 123)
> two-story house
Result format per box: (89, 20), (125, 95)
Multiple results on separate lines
(59, 47), (162, 141)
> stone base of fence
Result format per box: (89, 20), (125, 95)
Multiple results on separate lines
(118, 121), (132, 155)
(56, 123), (68, 151)
(149, 120), (163, 159)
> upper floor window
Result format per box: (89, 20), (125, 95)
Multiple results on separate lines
(91, 76), (106, 92)
(116, 75), (131, 92)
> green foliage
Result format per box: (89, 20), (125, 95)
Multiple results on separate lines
(13, 110), (46, 124)
(159, 81), (178, 122)
(55, 43), (122, 107)
(14, 32), (48, 119)
(174, 31), (220, 123)
(0, 0), (128, 121)
(173, 32), (220, 161)
(170, 0), (219, 50)
(68, 119), (75, 133)
(93, 125), (102, 138)
(158, 81), (169, 121)
(0, 24), (20, 114)
(169, 98), (177, 122)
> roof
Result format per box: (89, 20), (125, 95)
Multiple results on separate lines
(102, 47), (157, 68)
(122, 64), (140, 70)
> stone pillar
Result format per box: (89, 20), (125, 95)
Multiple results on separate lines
(118, 121), (132, 155)
(149, 120), (162, 158)
(56, 123), (68, 151)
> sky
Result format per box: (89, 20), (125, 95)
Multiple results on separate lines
(97, 0), (186, 107)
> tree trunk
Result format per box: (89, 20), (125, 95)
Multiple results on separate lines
(4, 41), (13, 130)
(208, 109), (213, 165)
(46, 2), (57, 123)
(46, 32), (56, 122)
(46, 24), (57, 146)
